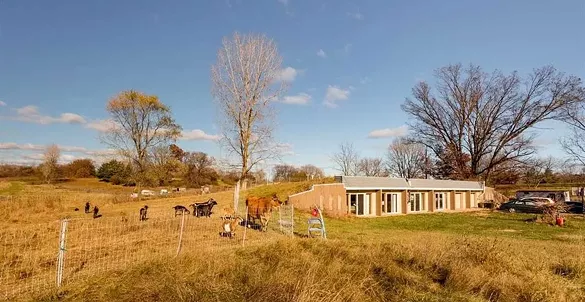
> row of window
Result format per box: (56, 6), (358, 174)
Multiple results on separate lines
(348, 192), (447, 216)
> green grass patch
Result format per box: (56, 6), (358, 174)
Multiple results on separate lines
(307, 211), (585, 242)
(0, 181), (25, 195)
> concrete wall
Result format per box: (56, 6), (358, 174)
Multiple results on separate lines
(289, 184), (484, 217)
(288, 183), (347, 216)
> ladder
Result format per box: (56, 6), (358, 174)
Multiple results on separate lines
(307, 206), (326, 239)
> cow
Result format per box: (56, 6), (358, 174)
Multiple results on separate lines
(245, 194), (282, 232)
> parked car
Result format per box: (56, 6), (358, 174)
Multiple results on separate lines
(521, 196), (555, 204)
(140, 190), (155, 196)
(563, 201), (584, 214)
(499, 198), (546, 213)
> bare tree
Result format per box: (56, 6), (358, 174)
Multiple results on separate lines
(272, 164), (298, 182)
(521, 156), (559, 187)
(561, 94), (585, 165)
(386, 138), (426, 178)
(331, 142), (360, 176)
(402, 64), (584, 182)
(41, 144), (60, 184)
(358, 157), (387, 177)
(103, 90), (182, 187)
(299, 164), (325, 179)
(211, 32), (286, 210)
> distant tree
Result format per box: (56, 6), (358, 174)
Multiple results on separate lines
(0, 165), (36, 178)
(331, 142), (360, 176)
(169, 144), (186, 162)
(273, 164), (299, 182)
(385, 138), (425, 178)
(40, 144), (60, 184)
(358, 157), (387, 177)
(63, 159), (96, 178)
(212, 32), (287, 210)
(431, 144), (471, 180)
(184, 152), (218, 188)
(299, 164), (325, 179)
(148, 146), (182, 186)
(249, 169), (267, 184)
(403, 64), (584, 181)
(97, 159), (129, 183)
(102, 90), (182, 187)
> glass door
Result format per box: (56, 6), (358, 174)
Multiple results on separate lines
(349, 193), (369, 216)
(385, 193), (399, 214)
(410, 193), (422, 212)
(435, 193), (445, 210)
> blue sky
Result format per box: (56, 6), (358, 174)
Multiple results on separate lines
(0, 0), (584, 176)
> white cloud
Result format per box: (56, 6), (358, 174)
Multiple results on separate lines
(0, 101), (6, 106)
(85, 119), (118, 132)
(0, 142), (118, 155)
(180, 129), (221, 141)
(280, 93), (311, 105)
(0, 143), (119, 166)
(13, 105), (86, 125)
(274, 67), (299, 83)
(0, 142), (44, 151)
(360, 77), (371, 84)
(277, 0), (288, 5)
(367, 125), (409, 138)
(347, 12), (364, 20)
(317, 49), (327, 58)
(324, 85), (351, 108)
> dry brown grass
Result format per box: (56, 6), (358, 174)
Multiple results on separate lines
(36, 234), (585, 302)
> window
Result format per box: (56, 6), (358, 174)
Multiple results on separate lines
(410, 193), (423, 212)
(435, 193), (445, 210)
(385, 193), (399, 214)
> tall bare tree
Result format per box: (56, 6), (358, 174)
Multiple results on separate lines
(561, 94), (585, 166)
(41, 144), (60, 184)
(103, 90), (182, 187)
(402, 64), (584, 181)
(385, 138), (426, 178)
(299, 164), (325, 179)
(331, 142), (359, 176)
(358, 157), (387, 177)
(211, 32), (286, 210)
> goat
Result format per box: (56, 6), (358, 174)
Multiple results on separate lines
(139, 205), (149, 221)
(189, 198), (218, 218)
(84, 201), (91, 214)
(173, 205), (191, 217)
(93, 206), (102, 219)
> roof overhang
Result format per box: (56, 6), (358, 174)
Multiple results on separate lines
(345, 187), (484, 191)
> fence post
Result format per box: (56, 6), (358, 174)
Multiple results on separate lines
(291, 204), (294, 238)
(176, 211), (186, 257)
(242, 206), (248, 247)
(56, 219), (69, 288)
(278, 205), (283, 233)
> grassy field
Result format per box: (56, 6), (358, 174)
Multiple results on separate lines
(2, 178), (585, 301)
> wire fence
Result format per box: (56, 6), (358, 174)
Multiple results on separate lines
(0, 205), (296, 301)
